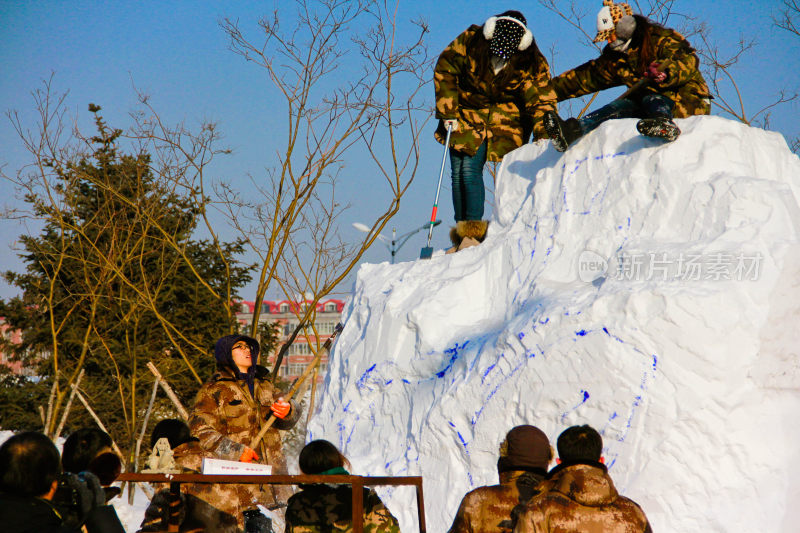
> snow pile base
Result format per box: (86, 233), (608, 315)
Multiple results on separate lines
(309, 116), (800, 533)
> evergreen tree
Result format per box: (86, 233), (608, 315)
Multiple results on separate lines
(0, 106), (252, 448)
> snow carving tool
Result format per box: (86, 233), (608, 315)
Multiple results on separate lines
(420, 122), (453, 259)
(270, 320), (306, 382)
(251, 322), (343, 449)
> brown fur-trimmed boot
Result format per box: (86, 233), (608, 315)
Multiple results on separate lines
(447, 220), (489, 253)
(446, 225), (462, 254)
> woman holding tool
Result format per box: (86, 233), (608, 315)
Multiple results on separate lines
(434, 10), (556, 252)
(189, 334), (298, 527)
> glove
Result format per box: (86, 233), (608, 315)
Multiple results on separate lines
(52, 471), (105, 529)
(443, 119), (459, 132)
(239, 447), (260, 463)
(644, 62), (667, 84)
(77, 471), (106, 510)
(269, 397), (291, 419)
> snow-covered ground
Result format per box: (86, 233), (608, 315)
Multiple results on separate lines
(308, 116), (800, 533)
(4, 116), (800, 532)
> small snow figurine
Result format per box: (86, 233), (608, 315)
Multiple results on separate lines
(143, 437), (179, 473)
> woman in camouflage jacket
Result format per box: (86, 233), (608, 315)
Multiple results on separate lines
(285, 440), (400, 533)
(544, 0), (711, 152)
(189, 334), (299, 527)
(434, 10), (556, 250)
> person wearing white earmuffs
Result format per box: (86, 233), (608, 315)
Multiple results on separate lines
(434, 10), (557, 253)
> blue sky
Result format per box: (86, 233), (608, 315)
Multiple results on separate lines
(1, 0), (798, 300)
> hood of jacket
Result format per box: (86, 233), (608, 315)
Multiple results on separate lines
(548, 462), (620, 507)
(214, 334), (259, 367)
(213, 334), (260, 386)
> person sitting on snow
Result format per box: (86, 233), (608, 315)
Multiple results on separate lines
(448, 425), (553, 533)
(543, 0), (711, 152)
(513, 425), (652, 533)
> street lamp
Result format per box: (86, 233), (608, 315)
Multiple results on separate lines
(353, 220), (442, 264)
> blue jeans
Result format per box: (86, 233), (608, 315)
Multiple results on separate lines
(578, 94), (675, 134)
(450, 141), (487, 222)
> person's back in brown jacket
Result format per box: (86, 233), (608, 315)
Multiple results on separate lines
(514, 425), (652, 533)
(448, 425), (553, 533)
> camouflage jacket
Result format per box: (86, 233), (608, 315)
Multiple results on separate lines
(448, 470), (547, 533)
(434, 25), (557, 161)
(552, 17), (711, 118)
(189, 365), (299, 512)
(513, 463), (652, 533)
(285, 484), (400, 533)
(138, 441), (241, 532)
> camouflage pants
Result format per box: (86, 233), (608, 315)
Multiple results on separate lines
(450, 141), (487, 221)
(579, 94), (675, 134)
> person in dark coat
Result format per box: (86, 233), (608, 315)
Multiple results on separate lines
(544, 0), (711, 151)
(62, 426), (123, 500)
(514, 425), (652, 533)
(448, 425), (553, 533)
(435, 10), (557, 251)
(0, 431), (70, 532)
(285, 439), (400, 533)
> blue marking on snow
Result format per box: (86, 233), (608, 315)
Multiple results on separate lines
(435, 341), (469, 378)
(448, 421), (456, 428)
(403, 379), (410, 384)
(652, 354), (658, 370)
(356, 364), (377, 390)
(482, 363), (496, 380)
(518, 332), (525, 340)
(576, 329), (588, 336)
(385, 379), (393, 385)
(457, 431), (469, 451)
(561, 389), (591, 422)
(540, 317), (549, 325)
(343, 400), (352, 412)
(472, 351), (529, 425)
(602, 327), (625, 343)
(345, 417), (357, 446)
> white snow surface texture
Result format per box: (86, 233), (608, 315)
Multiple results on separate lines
(308, 116), (800, 533)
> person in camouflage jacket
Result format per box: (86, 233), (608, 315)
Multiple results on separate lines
(285, 440), (400, 533)
(448, 425), (553, 533)
(434, 10), (557, 250)
(189, 334), (300, 527)
(513, 425), (652, 533)
(138, 419), (241, 533)
(543, 0), (711, 152)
